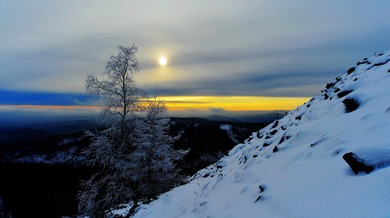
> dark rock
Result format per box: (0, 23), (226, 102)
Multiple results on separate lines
(357, 60), (371, 65)
(342, 152), (374, 174)
(269, 129), (278, 135)
(244, 156), (247, 163)
(373, 59), (390, 67)
(271, 121), (279, 129)
(259, 185), (266, 192)
(263, 143), (270, 147)
(347, 67), (355, 74)
(254, 195), (262, 202)
(337, 90), (353, 98)
(273, 146), (278, 153)
(343, 98), (360, 113)
(279, 136), (284, 144)
(324, 93), (329, 100)
(326, 82), (335, 89)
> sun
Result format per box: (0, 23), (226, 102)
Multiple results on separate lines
(159, 56), (167, 66)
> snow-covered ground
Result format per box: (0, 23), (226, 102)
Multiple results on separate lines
(117, 51), (390, 218)
(220, 124), (240, 144)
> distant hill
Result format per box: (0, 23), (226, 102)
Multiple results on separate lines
(205, 111), (287, 123)
(169, 117), (269, 174)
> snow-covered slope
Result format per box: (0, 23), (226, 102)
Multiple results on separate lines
(132, 51), (390, 218)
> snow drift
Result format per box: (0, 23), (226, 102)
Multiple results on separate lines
(130, 51), (390, 218)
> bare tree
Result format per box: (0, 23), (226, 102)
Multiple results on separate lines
(85, 45), (144, 127)
(78, 45), (185, 217)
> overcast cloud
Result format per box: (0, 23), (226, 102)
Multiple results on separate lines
(0, 0), (389, 98)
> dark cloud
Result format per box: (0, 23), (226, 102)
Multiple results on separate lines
(144, 68), (336, 97)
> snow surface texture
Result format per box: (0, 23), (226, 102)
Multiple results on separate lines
(128, 51), (390, 218)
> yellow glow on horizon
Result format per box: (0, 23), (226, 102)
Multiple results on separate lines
(1, 96), (309, 113)
(158, 96), (310, 111)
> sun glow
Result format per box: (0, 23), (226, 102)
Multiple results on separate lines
(159, 57), (167, 66)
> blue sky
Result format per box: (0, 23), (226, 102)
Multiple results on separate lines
(0, 0), (389, 107)
(0, 90), (93, 106)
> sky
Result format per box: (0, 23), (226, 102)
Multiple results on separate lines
(0, 0), (389, 114)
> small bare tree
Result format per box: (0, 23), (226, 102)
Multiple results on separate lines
(85, 45), (144, 127)
(78, 45), (185, 217)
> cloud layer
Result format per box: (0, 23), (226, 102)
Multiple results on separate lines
(0, 1), (389, 98)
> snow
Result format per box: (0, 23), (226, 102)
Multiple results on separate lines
(124, 51), (390, 217)
(353, 147), (390, 168)
(219, 124), (232, 131)
(220, 124), (240, 144)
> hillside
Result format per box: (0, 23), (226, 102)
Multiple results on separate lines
(0, 117), (267, 217)
(128, 51), (390, 218)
